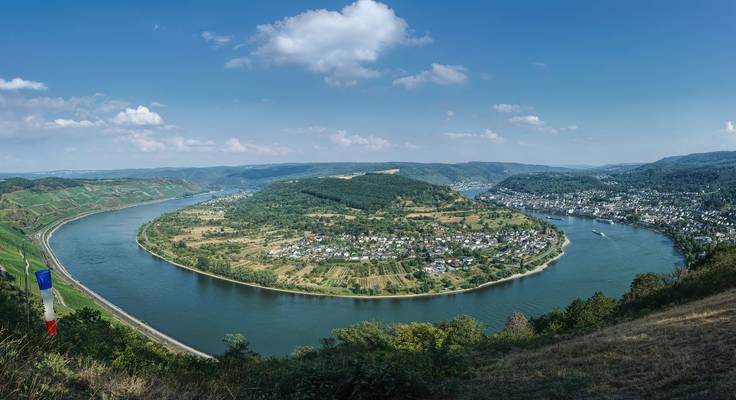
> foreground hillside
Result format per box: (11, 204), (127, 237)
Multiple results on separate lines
(139, 173), (563, 296)
(460, 289), (736, 399)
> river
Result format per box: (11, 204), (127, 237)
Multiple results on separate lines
(49, 193), (683, 356)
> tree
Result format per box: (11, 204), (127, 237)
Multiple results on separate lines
(623, 273), (665, 302)
(499, 312), (534, 339)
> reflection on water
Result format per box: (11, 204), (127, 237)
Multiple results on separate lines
(50, 195), (682, 356)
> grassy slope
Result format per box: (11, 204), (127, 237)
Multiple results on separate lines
(460, 289), (736, 399)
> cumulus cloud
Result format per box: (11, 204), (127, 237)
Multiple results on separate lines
(509, 115), (544, 127)
(392, 63), (467, 89)
(0, 77), (47, 91)
(225, 57), (252, 69)
(112, 106), (163, 126)
(201, 31), (232, 47)
(493, 103), (520, 113)
(329, 130), (391, 150)
(446, 110), (455, 120)
(223, 138), (293, 156)
(726, 121), (735, 133)
(252, 0), (429, 86)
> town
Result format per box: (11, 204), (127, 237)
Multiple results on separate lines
(266, 228), (559, 274)
(482, 187), (736, 258)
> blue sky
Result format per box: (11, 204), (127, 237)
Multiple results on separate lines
(1, 0), (735, 172)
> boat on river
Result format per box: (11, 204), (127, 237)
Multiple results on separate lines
(592, 230), (606, 237)
(596, 218), (615, 224)
(546, 216), (563, 221)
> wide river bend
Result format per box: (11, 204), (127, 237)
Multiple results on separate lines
(50, 194), (682, 356)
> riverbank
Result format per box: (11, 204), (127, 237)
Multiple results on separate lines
(38, 194), (214, 359)
(137, 221), (571, 300)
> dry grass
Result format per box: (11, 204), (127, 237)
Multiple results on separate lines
(459, 289), (736, 399)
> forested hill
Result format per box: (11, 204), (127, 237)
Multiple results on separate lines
(617, 151), (736, 193)
(494, 173), (607, 194)
(251, 173), (455, 212)
(494, 150), (736, 195)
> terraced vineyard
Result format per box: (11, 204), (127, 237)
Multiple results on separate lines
(1, 178), (202, 233)
(140, 174), (565, 296)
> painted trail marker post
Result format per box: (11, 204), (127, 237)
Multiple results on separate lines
(34, 269), (57, 335)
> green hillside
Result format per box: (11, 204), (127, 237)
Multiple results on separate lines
(1, 178), (202, 233)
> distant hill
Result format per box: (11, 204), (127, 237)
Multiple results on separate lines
(644, 150), (736, 169)
(492, 150), (736, 194)
(0, 161), (573, 189)
(618, 151), (736, 193)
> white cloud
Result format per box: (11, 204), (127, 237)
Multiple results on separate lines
(0, 77), (47, 91)
(123, 132), (166, 152)
(484, 129), (505, 143)
(201, 31), (232, 47)
(253, 0), (428, 86)
(404, 34), (433, 46)
(493, 103), (520, 113)
(48, 118), (103, 128)
(444, 132), (476, 139)
(726, 121), (735, 133)
(444, 129), (505, 143)
(169, 136), (215, 152)
(150, 101), (165, 108)
(392, 63), (467, 89)
(97, 99), (130, 113)
(223, 138), (293, 156)
(112, 106), (163, 126)
(225, 57), (252, 69)
(328, 129), (392, 150)
(509, 115), (544, 127)
(446, 110), (454, 120)
(533, 61), (547, 68)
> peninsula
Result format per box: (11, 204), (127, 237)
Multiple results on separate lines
(138, 173), (565, 296)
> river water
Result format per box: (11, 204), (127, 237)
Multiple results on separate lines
(49, 193), (682, 356)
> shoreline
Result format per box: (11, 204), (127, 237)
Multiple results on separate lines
(38, 192), (214, 359)
(137, 223), (571, 300)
